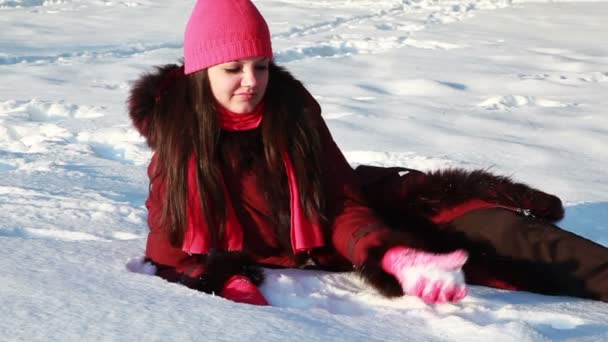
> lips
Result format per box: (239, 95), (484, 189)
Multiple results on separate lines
(235, 93), (255, 100)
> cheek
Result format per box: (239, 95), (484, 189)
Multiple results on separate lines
(259, 73), (270, 96)
(209, 75), (235, 101)
(207, 73), (221, 100)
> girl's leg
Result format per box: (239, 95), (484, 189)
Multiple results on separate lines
(449, 208), (608, 302)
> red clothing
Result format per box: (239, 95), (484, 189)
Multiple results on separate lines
(133, 63), (601, 301)
(145, 106), (403, 278)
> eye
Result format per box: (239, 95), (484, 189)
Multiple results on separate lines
(255, 64), (269, 71)
(224, 67), (241, 74)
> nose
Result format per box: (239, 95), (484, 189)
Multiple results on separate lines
(241, 68), (257, 88)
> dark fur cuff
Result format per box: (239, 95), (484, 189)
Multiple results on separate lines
(398, 168), (565, 223)
(181, 250), (264, 294)
(355, 245), (404, 298)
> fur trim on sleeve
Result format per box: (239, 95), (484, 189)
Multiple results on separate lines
(380, 168), (565, 223)
(355, 245), (404, 298)
(175, 251), (264, 295)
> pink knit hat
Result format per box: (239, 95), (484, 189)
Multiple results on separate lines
(183, 0), (273, 75)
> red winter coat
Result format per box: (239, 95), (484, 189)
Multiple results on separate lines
(143, 104), (406, 273)
(129, 63), (566, 297)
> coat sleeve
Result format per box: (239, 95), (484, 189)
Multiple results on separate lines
(313, 115), (411, 262)
(297, 86), (415, 265)
(144, 153), (264, 294)
(296, 82), (430, 297)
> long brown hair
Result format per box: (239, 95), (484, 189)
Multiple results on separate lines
(156, 61), (327, 248)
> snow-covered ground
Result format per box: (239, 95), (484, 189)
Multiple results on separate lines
(1, 0), (607, 340)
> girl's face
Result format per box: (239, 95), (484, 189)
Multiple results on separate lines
(207, 56), (270, 114)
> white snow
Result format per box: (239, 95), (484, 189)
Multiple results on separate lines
(1, 0), (607, 340)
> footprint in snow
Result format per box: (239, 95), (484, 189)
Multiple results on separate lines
(76, 129), (150, 165)
(518, 72), (608, 85)
(275, 42), (359, 63)
(375, 22), (397, 31)
(0, 99), (106, 154)
(0, 122), (72, 154)
(478, 95), (576, 111)
(579, 71), (608, 83)
(0, 99), (105, 122)
(375, 21), (425, 32)
(91, 80), (129, 90)
(276, 35), (456, 63)
(0, 42), (181, 66)
(87, 142), (135, 164)
(0, 0), (143, 9)
(0, 100), (148, 165)
(273, 2), (416, 40)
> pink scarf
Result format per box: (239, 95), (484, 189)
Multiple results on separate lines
(182, 102), (325, 254)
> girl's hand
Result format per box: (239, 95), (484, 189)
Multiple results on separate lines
(381, 246), (468, 303)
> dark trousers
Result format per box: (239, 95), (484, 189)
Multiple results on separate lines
(355, 164), (608, 302)
(450, 208), (608, 302)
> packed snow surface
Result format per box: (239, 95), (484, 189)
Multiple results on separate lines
(1, 0), (607, 341)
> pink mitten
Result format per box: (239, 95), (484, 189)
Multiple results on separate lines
(220, 275), (269, 306)
(381, 246), (468, 304)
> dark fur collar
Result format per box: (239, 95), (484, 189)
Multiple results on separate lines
(127, 63), (316, 150)
(127, 64), (186, 149)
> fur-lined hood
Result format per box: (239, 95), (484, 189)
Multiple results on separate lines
(128, 64), (185, 149)
(127, 63), (319, 150)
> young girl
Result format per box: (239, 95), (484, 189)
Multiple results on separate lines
(128, 0), (608, 305)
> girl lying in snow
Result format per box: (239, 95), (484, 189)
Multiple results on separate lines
(128, 0), (608, 305)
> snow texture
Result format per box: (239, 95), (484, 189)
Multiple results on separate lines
(1, 0), (607, 341)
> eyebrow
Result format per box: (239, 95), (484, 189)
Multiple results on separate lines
(233, 57), (269, 63)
